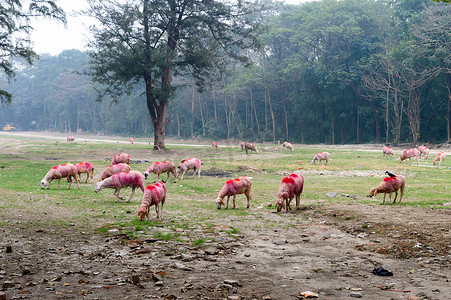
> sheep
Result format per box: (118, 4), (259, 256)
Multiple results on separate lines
(282, 142), (293, 151)
(211, 141), (218, 150)
(312, 152), (331, 166)
(112, 153), (130, 165)
(215, 176), (252, 209)
(418, 146), (429, 159)
(41, 163), (80, 190)
(95, 170), (145, 202)
(176, 158), (201, 181)
(398, 148), (420, 165)
(432, 152), (446, 167)
(244, 142), (258, 154)
(368, 174), (405, 204)
(138, 182), (167, 221)
(99, 163), (131, 181)
(240, 141), (245, 151)
(130, 137), (134, 144)
(382, 146), (395, 159)
(67, 136), (75, 142)
(74, 161), (94, 183)
(276, 172), (304, 213)
(144, 161), (177, 183)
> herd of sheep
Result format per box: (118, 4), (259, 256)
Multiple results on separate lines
(39, 141), (446, 221)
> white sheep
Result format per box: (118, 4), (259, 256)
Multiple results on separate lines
(311, 152), (331, 166)
(432, 152), (446, 167)
(418, 146), (429, 159)
(95, 171), (145, 202)
(176, 158), (201, 181)
(240, 141), (245, 151)
(282, 142), (293, 151)
(368, 175), (405, 204)
(138, 182), (167, 221)
(41, 163), (80, 190)
(382, 146), (395, 159)
(276, 172), (304, 213)
(130, 137), (134, 144)
(244, 142), (258, 154)
(211, 141), (218, 150)
(144, 161), (177, 182)
(99, 163), (131, 181)
(112, 153), (130, 165)
(215, 177), (252, 209)
(74, 161), (94, 183)
(66, 136), (75, 142)
(399, 148), (420, 165)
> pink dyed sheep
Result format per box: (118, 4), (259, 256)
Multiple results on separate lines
(276, 172), (304, 213)
(41, 163), (80, 190)
(95, 171), (145, 202)
(282, 142), (293, 151)
(144, 161), (177, 182)
(432, 152), (446, 167)
(382, 146), (395, 159)
(244, 142), (258, 154)
(112, 153), (130, 165)
(99, 163), (131, 181)
(211, 141), (218, 150)
(215, 177), (252, 209)
(130, 137), (134, 144)
(74, 161), (94, 183)
(66, 136), (75, 142)
(369, 175), (405, 204)
(138, 182), (167, 221)
(176, 158), (201, 181)
(399, 148), (420, 165)
(417, 146), (429, 159)
(312, 152), (331, 166)
(240, 142), (245, 151)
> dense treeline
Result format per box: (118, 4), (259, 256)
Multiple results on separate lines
(1, 0), (450, 144)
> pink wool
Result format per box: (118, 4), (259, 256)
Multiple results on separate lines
(382, 146), (395, 158)
(417, 146), (429, 159)
(399, 148), (420, 165)
(244, 142), (258, 154)
(216, 177), (252, 209)
(211, 141), (218, 150)
(276, 172), (304, 212)
(144, 161), (177, 182)
(99, 163), (131, 181)
(41, 163), (80, 190)
(95, 171), (145, 202)
(138, 182), (167, 220)
(369, 175), (405, 204)
(240, 142), (245, 151)
(176, 158), (201, 180)
(312, 152), (331, 166)
(433, 152), (446, 166)
(112, 153), (130, 165)
(74, 161), (94, 183)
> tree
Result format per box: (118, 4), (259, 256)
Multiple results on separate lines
(0, 0), (65, 104)
(86, 0), (266, 150)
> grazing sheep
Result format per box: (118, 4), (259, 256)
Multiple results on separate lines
(130, 137), (134, 144)
(240, 141), (245, 151)
(112, 153), (130, 165)
(67, 136), (75, 142)
(368, 174), (405, 204)
(399, 148), (420, 165)
(418, 146), (429, 159)
(99, 163), (131, 181)
(282, 142), (293, 151)
(276, 172), (304, 213)
(95, 171), (145, 202)
(138, 182), (167, 221)
(144, 161), (177, 182)
(312, 152), (331, 166)
(211, 141), (218, 150)
(432, 152), (446, 167)
(176, 158), (201, 181)
(41, 163), (80, 190)
(244, 142), (258, 154)
(382, 146), (395, 159)
(215, 177), (252, 209)
(74, 161), (94, 183)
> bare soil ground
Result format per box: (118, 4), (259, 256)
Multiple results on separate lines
(0, 132), (450, 300)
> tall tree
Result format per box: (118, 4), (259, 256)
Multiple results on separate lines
(86, 0), (266, 149)
(0, 0), (65, 104)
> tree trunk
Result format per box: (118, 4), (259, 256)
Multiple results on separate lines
(264, 84), (276, 143)
(198, 92), (206, 137)
(350, 84), (380, 142)
(249, 87), (260, 137)
(213, 87), (218, 124)
(190, 87), (195, 138)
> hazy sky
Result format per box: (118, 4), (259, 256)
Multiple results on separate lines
(30, 0), (314, 55)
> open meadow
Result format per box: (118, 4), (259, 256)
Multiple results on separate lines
(0, 132), (450, 300)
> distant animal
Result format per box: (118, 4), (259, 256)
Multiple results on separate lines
(276, 172), (304, 213)
(144, 161), (177, 183)
(73, 161), (94, 183)
(244, 142), (258, 154)
(112, 153), (130, 165)
(417, 146), (429, 159)
(399, 148), (420, 165)
(382, 146), (395, 159)
(41, 164), (80, 190)
(211, 141), (218, 150)
(176, 158), (201, 181)
(369, 174), (405, 205)
(138, 182), (167, 221)
(67, 136), (75, 142)
(95, 171), (145, 202)
(130, 137), (134, 144)
(215, 177), (252, 209)
(240, 142), (245, 151)
(99, 163), (131, 181)
(432, 152), (446, 167)
(282, 142), (293, 151)
(311, 152), (331, 166)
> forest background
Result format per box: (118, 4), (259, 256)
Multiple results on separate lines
(1, 0), (450, 145)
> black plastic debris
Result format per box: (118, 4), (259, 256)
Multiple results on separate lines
(372, 267), (393, 276)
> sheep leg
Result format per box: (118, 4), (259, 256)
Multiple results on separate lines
(285, 199), (290, 213)
(392, 191), (398, 204)
(114, 188), (121, 201)
(127, 186), (136, 202)
(295, 193), (301, 209)
(382, 193), (386, 204)
(197, 167), (201, 179)
(57, 177), (62, 189)
(225, 196), (230, 209)
(155, 203), (160, 220)
(232, 194), (237, 209)
(172, 170), (177, 183)
(399, 185), (404, 204)
(388, 192), (393, 205)
(245, 190), (251, 208)
(67, 176), (73, 189)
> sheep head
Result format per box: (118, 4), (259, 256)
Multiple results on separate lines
(216, 197), (225, 209)
(138, 208), (149, 221)
(275, 198), (285, 212)
(95, 181), (103, 193)
(368, 187), (377, 197)
(40, 179), (48, 189)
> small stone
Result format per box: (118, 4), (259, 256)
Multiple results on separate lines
(155, 281), (164, 286)
(0, 292), (6, 300)
(350, 292), (363, 298)
(262, 296), (272, 300)
(131, 274), (140, 285)
(326, 192), (337, 198)
(3, 281), (15, 289)
(204, 247), (218, 255)
(228, 296), (240, 300)
(224, 279), (242, 287)
(181, 254), (194, 262)
(6, 245), (12, 253)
